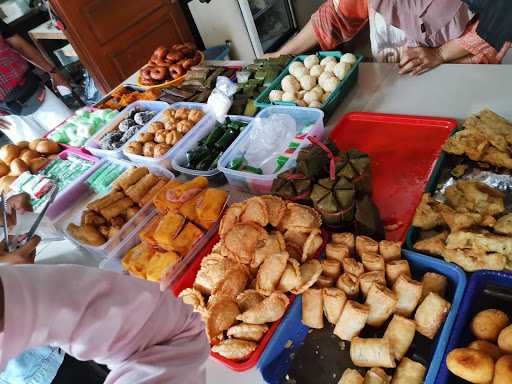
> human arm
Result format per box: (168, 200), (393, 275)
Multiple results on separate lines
(0, 265), (209, 384)
(267, 20), (319, 57)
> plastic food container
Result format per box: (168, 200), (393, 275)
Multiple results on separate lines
(84, 101), (168, 160)
(217, 106), (325, 195)
(437, 270), (512, 384)
(57, 158), (174, 259)
(255, 51), (363, 119)
(122, 102), (215, 169)
(171, 115), (253, 182)
(172, 230), (328, 372)
(258, 249), (467, 384)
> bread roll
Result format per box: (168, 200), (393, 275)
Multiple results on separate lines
(16, 140), (29, 149)
(472, 309), (510, 342)
(446, 348), (494, 383)
(302, 288), (323, 329)
(29, 138), (43, 150)
(36, 139), (59, 154)
(493, 355), (512, 384)
(498, 324), (512, 353)
(0, 144), (19, 165)
(350, 337), (395, 368)
(19, 149), (39, 164)
(391, 357), (426, 384)
(468, 340), (502, 361)
(29, 157), (49, 173)
(0, 161), (9, 177)
(0, 175), (16, 193)
(9, 158), (28, 176)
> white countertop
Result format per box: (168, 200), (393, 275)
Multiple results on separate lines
(37, 62), (512, 384)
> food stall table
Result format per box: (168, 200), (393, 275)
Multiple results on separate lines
(36, 62), (512, 383)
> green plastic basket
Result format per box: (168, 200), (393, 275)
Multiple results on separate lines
(255, 51), (363, 120)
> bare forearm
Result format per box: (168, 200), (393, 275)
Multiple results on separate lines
(439, 39), (470, 63)
(6, 35), (55, 73)
(276, 20), (319, 56)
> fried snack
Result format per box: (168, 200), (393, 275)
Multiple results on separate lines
(325, 243), (350, 262)
(338, 369), (364, 384)
(443, 248), (507, 272)
(211, 339), (257, 361)
(193, 253), (240, 295)
(122, 242), (154, 278)
(364, 368), (390, 384)
(255, 251), (289, 295)
(67, 223), (106, 246)
(236, 290), (265, 312)
(110, 216), (125, 230)
(226, 324), (268, 342)
(361, 252), (385, 272)
(278, 202), (322, 231)
(412, 193), (445, 230)
(211, 264), (249, 299)
(391, 358), (426, 384)
(322, 288), (347, 325)
(302, 230), (323, 262)
(494, 213), (512, 235)
(100, 197), (134, 221)
(446, 230), (512, 255)
(321, 259), (341, 278)
(206, 297), (240, 341)
(178, 288), (206, 312)
(125, 206), (140, 221)
(355, 236), (378, 257)
(385, 260), (411, 285)
(146, 250), (180, 282)
(413, 231), (448, 257)
(379, 240), (401, 261)
(384, 314), (416, 361)
(153, 177), (207, 213)
(236, 292), (289, 324)
(350, 337), (395, 368)
(139, 215), (161, 246)
(315, 275), (334, 288)
(468, 340), (502, 361)
(261, 195), (286, 227)
(494, 355), (512, 384)
(342, 258), (364, 277)
(359, 271), (386, 297)
(471, 309), (510, 342)
(498, 325), (512, 353)
(284, 229), (310, 249)
(446, 181), (505, 216)
(219, 203), (244, 238)
(139, 179), (167, 207)
(336, 272), (359, 298)
(332, 232), (355, 255)
(80, 210), (106, 226)
(196, 188), (229, 223)
(252, 232), (286, 269)
(392, 274), (423, 317)
(334, 300), (369, 341)
(125, 174), (160, 204)
(446, 348), (494, 383)
(239, 196), (269, 227)
(153, 212), (186, 250)
(414, 292), (451, 339)
(113, 167), (149, 191)
(302, 288), (324, 329)
(98, 225), (110, 238)
(365, 283), (397, 327)
(87, 191), (125, 212)
(177, 190), (203, 225)
(291, 259), (322, 294)
(169, 222), (204, 255)
(223, 223), (268, 265)
(277, 258), (301, 292)
(439, 206), (483, 232)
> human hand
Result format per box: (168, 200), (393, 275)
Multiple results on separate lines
(261, 52), (282, 59)
(0, 117), (11, 130)
(0, 193), (33, 228)
(0, 235), (41, 265)
(399, 47), (444, 76)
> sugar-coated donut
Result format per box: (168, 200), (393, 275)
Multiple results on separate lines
(166, 50), (184, 63)
(150, 66), (169, 81)
(169, 64), (185, 79)
(153, 46), (168, 60)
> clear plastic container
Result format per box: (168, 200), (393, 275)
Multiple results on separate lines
(84, 101), (168, 159)
(171, 115), (253, 181)
(122, 102), (215, 169)
(56, 158), (174, 259)
(218, 106), (325, 194)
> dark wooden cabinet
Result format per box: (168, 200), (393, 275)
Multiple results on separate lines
(50, 0), (196, 93)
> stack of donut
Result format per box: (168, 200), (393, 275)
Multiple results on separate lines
(140, 43), (202, 86)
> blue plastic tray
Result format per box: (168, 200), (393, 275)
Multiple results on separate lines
(436, 270), (512, 384)
(258, 250), (467, 384)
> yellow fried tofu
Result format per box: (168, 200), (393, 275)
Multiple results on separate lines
(153, 179), (182, 213)
(123, 242), (155, 279)
(153, 177), (209, 214)
(154, 212), (186, 250)
(178, 191), (204, 224)
(168, 222), (204, 255)
(196, 188), (229, 224)
(139, 215), (162, 246)
(146, 250), (181, 282)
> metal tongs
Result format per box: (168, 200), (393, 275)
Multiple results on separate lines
(1, 185), (59, 252)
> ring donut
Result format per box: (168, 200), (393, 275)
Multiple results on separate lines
(181, 58), (195, 70)
(150, 66), (169, 81)
(191, 51), (202, 65)
(180, 47), (195, 58)
(169, 64), (185, 80)
(140, 77), (158, 86)
(166, 50), (184, 63)
(155, 58), (170, 67)
(153, 46), (168, 60)
(141, 67), (153, 80)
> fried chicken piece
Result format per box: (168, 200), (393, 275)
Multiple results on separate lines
(412, 193), (446, 230)
(442, 248), (506, 272)
(413, 232), (448, 257)
(446, 230), (512, 255)
(438, 205), (482, 231)
(494, 214), (512, 235)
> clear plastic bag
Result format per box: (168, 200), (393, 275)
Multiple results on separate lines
(207, 76), (238, 123)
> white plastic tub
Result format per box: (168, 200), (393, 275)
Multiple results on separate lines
(218, 106), (325, 194)
(122, 102), (215, 169)
(84, 101), (168, 159)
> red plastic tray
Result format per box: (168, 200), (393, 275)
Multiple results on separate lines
(172, 231), (327, 372)
(330, 112), (456, 242)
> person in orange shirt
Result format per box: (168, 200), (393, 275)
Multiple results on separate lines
(268, 0), (510, 75)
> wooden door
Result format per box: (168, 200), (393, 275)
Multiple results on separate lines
(50, 0), (196, 93)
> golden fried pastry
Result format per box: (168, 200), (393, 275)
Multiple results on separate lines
(332, 232), (355, 255)
(177, 120), (194, 133)
(80, 210), (106, 226)
(125, 141), (143, 156)
(278, 203), (322, 231)
(87, 191), (125, 212)
(443, 248), (507, 272)
(361, 252), (385, 272)
(122, 242), (155, 278)
(110, 216), (125, 230)
(113, 167), (149, 191)
(143, 142), (156, 157)
(212, 265), (249, 299)
(285, 242), (302, 262)
(193, 254), (238, 295)
(240, 196), (269, 227)
(236, 289), (265, 312)
(321, 259), (341, 278)
(153, 143), (171, 157)
(256, 251), (289, 295)
(447, 230), (512, 255)
(350, 337), (395, 368)
(138, 132), (155, 143)
(98, 225), (110, 238)
(251, 232), (286, 269)
(162, 108), (176, 121)
(391, 358), (426, 384)
(277, 258), (301, 292)
(414, 292), (451, 339)
(67, 223), (106, 246)
(148, 121), (165, 133)
(196, 188), (229, 224)
(261, 195), (286, 227)
(355, 236), (378, 257)
(169, 222), (204, 256)
(167, 130), (184, 146)
(336, 272), (360, 298)
(338, 369), (364, 384)
(107, 226), (120, 239)
(302, 230), (323, 262)
(206, 297), (240, 341)
(446, 348), (494, 383)
(174, 108), (189, 120)
(153, 212), (186, 250)
(471, 309), (510, 342)
(359, 271), (386, 298)
(139, 179), (167, 207)
(494, 213), (512, 235)
(291, 259), (322, 294)
(413, 231), (448, 257)
(385, 260), (411, 285)
(379, 240), (401, 261)
(365, 283), (397, 327)
(443, 129), (490, 161)
(498, 324), (512, 353)
(446, 181), (505, 216)
(325, 243), (350, 262)
(421, 272), (448, 300)
(412, 193), (446, 230)
(236, 292), (289, 324)
(322, 287), (346, 325)
(125, 206), (140, 220)
(219, 203), (244, 238)
(154, 130), (166, 144)
(468, 340), (502, 361)
(342, 258), (364, 277)
(187, 109), (204, 123)
(493, 355), (512, 384)
(139, 215), (160, 246)
(482, 146), (512, 169)
(315, 275), (334, 288)
(302, 288), (324, 329)
(384, 314), (416, 361)
(125, 173), (160, 203)
(178, 288), (206, 312)
(439, 205), (483, 232)
(223, 223), (268, 265)
(227, 323), (268, 342)
(392, 275), (423, 318)
(146, 250), (180, 282)
(284, 230), (309, 251)
(211, 339), (257, 361)
(334, 300), (369, 341)
(100, 197), (134, 221)
(364, 368), (391, 384)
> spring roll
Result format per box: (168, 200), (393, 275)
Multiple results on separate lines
(321, 259), (342, 278)
(359, 271), (386, 297)
(125, 173), (160, 204)
(379, 240), (402, 262)
(99, 197), (134, 220)
(332, 232), (355, 255)
(392, 274), (423, 317)
(421, 272), (448, 300)
(338, 368), (364, 384)
(112, 166), (149, 191)
(414, 292), (451, 339)
(391, 357), (426, 384)
(365, 283), (398, 327)
(336, 272), (360, 298)
(342, 258), (364, 277)
(302, 288), (324, 329)
(364, 368), (391, 384)
(322, 287), (347, 324)
(350, 337), (396, 368)
(87, 191), (125, 212)
(139, 179), (167, 207)
(334, 300), (369, 341)
(256, 251), (289, 295)
(384, 314), (416, 361)
(385, 260), (411, 286)
(361, 252), (385, 272)
(356, 236), (378, 257)
(326, 243), (350, 262)
(315, 274), (335, 288)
